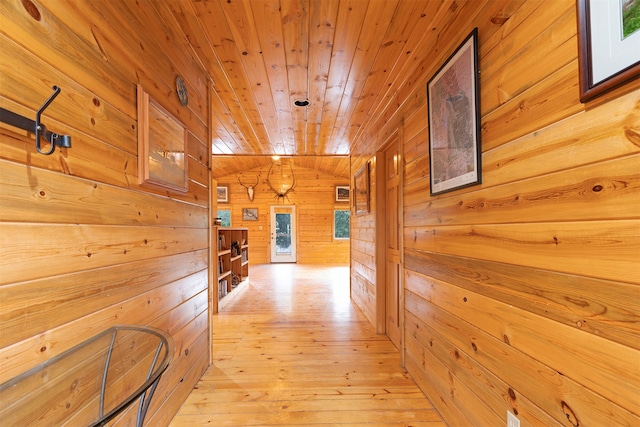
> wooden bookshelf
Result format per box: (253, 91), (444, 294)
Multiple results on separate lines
(215, 227), (249, 312)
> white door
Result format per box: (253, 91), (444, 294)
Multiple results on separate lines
(270, 205), (297, 263)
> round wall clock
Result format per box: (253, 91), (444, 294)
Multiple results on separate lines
(175, 75), (188, 106)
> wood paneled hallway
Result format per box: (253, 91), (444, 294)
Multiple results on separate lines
(170, 264), (445, 426)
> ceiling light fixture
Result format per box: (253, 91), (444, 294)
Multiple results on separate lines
(294, 99), (309, 107)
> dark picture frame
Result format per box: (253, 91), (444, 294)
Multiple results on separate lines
(427, 28), (481, 196)
(354, 162), (370, 215)
(242, 208), (258, 221)
(335, 185), (350, 203)
(577, 0), (640, 103)
(216, 185), (229, 203)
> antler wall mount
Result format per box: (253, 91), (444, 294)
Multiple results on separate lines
(266, 159), (296, 202)
(237, 174), (260, 201)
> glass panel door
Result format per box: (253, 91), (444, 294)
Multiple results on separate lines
(270, 205), (296, 262)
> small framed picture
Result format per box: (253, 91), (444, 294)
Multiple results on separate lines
(577, 0), (640, 102)
(242, 208), (258, 221)
(335, 185), (350, 203)
(354, 162), (370, 215)
(217, 185), (229, 203)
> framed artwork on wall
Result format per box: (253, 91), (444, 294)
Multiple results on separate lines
(335, 185), (350, 202)
(242, 208), (258, 221)
(217, 185), (229, 203)
(426, 28), (481, 196)
(577, 0), (640, 102)
(354, 162), (370, 215)
(137, 85), (188, 193)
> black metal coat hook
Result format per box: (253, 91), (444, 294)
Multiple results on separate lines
(0, 85), (72, 155)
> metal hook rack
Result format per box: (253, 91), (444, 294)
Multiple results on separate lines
(0, 85), (72, 155)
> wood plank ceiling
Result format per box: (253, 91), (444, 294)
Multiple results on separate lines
(170, 0), (437, 178)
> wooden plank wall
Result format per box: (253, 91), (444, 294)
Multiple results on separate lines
(350, 0), (640, 426)
(214, 161), (350, 265)
(0, 0), (211, 424)
(349, 154), (378, 327)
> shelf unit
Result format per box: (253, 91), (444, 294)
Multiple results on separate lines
(215, 227), (249, 312)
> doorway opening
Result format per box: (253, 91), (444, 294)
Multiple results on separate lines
(270, 205), (297, 263)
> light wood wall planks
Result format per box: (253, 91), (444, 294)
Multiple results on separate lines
(349, 0), (640, 426)
(0, 0), (210, 424)
(214, 160), (350, 265)
(2, 0), (639, 425)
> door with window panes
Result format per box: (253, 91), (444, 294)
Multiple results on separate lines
(270, 205), (296, 262)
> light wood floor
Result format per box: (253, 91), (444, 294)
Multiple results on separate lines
(170, 264), (445, 426)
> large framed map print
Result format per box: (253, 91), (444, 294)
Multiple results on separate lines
(427, 28), (481, 196)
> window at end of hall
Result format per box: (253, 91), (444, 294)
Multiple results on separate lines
(334, 209), (350, 239)
(217, 209), (231, 227)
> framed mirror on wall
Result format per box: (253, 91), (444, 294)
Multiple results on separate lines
(354, 162), (370, 215)
(137, 85), (188, 193)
